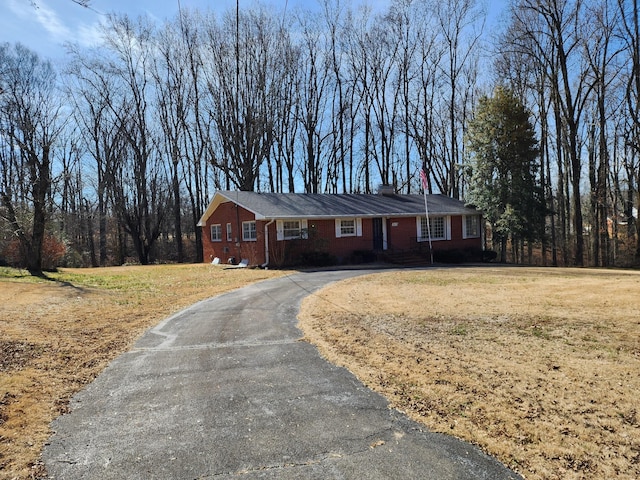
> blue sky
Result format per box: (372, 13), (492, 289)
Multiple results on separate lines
(1, 0), (241, 60)
(1, 0), (507, 61)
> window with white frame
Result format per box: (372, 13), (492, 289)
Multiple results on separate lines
(276, 219), (308, 240)
(418, 216), (448, 241)
(335, 218), (362, 238)
(210, 224), (222, 242)
(340, 219), (356, 236)
(463, 215), (481, 238)
(242, 221), (257, 241)
(226, 223), (233, 241)
(283, 220), (302, 239)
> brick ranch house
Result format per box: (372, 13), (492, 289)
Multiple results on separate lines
(198, 190), (484, 267)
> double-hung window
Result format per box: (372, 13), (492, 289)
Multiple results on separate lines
(226, 223), (233, 241)
(340, 219), (356, 236)
(463, 215), (481, 239)
(283, 220), (302, 239)
(210, 224), (222, 242)
(335, 218), (362, 238)
(276, 219), (308, 240)
(242, 221), (257, 241)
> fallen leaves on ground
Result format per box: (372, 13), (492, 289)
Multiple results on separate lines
(298, 267), (640, 480)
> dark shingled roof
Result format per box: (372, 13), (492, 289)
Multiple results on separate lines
(214, 190), (479, 220)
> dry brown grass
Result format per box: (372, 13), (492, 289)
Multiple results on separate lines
(298, 266), (640, 480)
(0, 264), (287, 480)
(3, 264), (639, 480)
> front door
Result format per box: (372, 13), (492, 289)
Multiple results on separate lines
(372, 217), (384, 250)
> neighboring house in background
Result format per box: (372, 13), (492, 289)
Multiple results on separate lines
(606, 207), (638, 237)
(197, 190), (484, 267)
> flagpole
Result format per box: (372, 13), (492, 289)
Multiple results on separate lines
(420, 169), (434, 264)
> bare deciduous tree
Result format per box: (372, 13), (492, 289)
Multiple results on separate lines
(100, 14), (170, 264)
(0, 43), (66, 273)
(203, 8), (286, 192)
(619, 0), (640, 259)
(436, 0), (484, 199)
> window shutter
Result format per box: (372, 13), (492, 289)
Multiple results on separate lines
(416, 216), (423, 242)
(335, 219), (342, 238)
(301, 219), (308, 239)
(276, 220), (284, 241)
(446, 216), (452, 240)
(356, 218), (362, 236)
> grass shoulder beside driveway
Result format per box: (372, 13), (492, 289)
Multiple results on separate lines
(298, 266), (640, 480)
(0, 264), (288, 480)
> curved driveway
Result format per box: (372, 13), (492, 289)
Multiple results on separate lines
(43, 269), (521, 479)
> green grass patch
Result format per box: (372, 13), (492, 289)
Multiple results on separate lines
(450, 324), (468, 336)
(0, 267), (52, 283)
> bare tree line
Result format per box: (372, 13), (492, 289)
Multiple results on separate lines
(495, 0), (640, 266)
(0, 0), (639, 269)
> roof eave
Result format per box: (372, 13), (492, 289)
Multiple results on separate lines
(256, 211), (479, 220)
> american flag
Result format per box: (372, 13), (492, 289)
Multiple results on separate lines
(420, 169), (428, 191)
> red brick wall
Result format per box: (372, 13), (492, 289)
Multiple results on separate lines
(448, 216), (481, 250)
(306, 219), (373, 261)
(386, 217), (414, 250)
(387, 216), (481, 251)
(202, 202), (268, 265)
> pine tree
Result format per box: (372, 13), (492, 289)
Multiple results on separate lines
(465, 86), (546, 262)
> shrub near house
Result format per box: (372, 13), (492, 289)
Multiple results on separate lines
(198, 190), (484, 267)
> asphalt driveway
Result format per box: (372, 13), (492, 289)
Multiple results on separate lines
(43, 269), (522, 479)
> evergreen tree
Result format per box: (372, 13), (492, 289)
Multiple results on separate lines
(464, 86), (546, 262)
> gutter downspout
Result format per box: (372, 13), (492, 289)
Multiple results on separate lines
(263, 219), (275, 268)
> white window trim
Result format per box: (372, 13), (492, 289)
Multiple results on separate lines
(226, 223), (233, 241)
(463, 215), (481, 239)
(276, 219), (309, 241)
(210, 224), (222, 242)
(335, 218), (362, 238)
(242, 221), (257, 241)
(416, 216), (450, 242)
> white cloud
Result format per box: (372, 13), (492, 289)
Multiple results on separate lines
(34, 2), (73, 41)
(5, 0), (30, 17)
(7, 0), (72, 42)
(3, 0), (109, 57)
(76, 19), (106, 48)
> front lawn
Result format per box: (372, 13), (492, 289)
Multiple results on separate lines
(298, 266), (640, 480)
